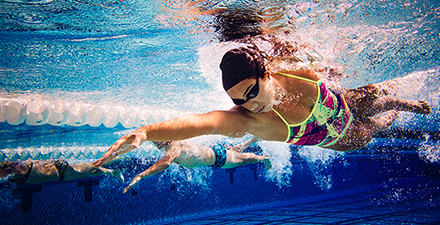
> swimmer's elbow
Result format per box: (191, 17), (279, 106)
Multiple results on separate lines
(183, 110), (249, 138)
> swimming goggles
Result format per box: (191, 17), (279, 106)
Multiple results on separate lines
(231, 78), (259, 105)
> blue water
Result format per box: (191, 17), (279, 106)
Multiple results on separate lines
(1, 0), (440, 224)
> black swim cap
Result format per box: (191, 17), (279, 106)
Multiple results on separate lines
(220, 47), (266, 91)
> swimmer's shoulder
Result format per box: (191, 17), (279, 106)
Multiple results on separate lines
(274, 68), (321, 81)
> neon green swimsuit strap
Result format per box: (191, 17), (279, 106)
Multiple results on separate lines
(273, 72), (322, 127)
(277, 72), (320, 84)
(272, 108), (292, 143)
(272, 72), (322, 143)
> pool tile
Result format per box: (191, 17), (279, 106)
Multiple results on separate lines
(291, 216), (353, 224)
(324, 212), (377, 220)
(274, 210), (324, 217)
(172, 218), (224, 225)
(216, 214), (259, 220)
(215, 220), (269, 225)
(245, 214), (300, 222)
(345, 219), (418, 225)
(382, 215), (440, 223)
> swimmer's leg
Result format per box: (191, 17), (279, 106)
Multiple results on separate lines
(223, 151), (272, 170)
(99, 167), (124, 183)
(372, 97), (431, 115)
(68, 162), (124, 182)
(333, 110), (398, 152)
(371, 110), (399, 131)
(345, 84), (430, 118)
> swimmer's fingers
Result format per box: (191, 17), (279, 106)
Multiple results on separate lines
(94, 146), (131, 167)
(94, 132), (144, 167)
(94, 140), (125, 167)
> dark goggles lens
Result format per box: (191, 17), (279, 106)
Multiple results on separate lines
(231, 78), (259, 105)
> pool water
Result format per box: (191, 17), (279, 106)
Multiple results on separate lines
(1, 0), (439, 224)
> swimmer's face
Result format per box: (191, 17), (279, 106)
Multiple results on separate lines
(226, 76), (274, 113)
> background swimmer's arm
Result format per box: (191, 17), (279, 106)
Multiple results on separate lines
(227, 136), (261, 153)
(94, 110), (253, 166)
(122, 146), (181, 194)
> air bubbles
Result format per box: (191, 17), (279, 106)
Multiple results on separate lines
(418, 141), (440, 163)
(259, 141), (293, 187)
(298, 146), (345, 190)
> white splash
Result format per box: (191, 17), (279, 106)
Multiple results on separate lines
(418, 141), (440, 163)
(258, 141), (293, 187)
(298, 146), (345, 190)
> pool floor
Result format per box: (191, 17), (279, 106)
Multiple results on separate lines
(160, 177), (440, 225)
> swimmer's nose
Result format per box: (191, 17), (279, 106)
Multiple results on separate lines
(251, 102), (259, 112)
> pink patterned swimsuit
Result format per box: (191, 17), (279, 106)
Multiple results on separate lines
(272, 73), (354, 147)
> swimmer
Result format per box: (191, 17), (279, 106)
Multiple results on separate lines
(122, 137), (271, 193)
(94, 47), (431, 167)
(1, 159), (124, 185)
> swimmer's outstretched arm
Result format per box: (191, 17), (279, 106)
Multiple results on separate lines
(122, 144), (181, 194)
(94, 109), (255, 166)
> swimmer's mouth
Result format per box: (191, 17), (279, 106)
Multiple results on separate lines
(256, 105), (266, 113)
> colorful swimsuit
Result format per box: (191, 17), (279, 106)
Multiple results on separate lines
(272, 73), (354, 147)
(211, 144), (227, 168)
(51, 159), (69, 181)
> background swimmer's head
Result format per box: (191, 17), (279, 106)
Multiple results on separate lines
(212, 8), (262, 42)
(220, 47), (266, 91)
(0, 160), (24, 178)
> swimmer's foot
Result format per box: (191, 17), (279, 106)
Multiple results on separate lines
(263, 154), (272, 170)
(122, 186), (130, 194)
(391, 99), (431, 114)
(373, 110), (399, 131)
(411, 100), (431, 114)
(111, 169), (124, 183)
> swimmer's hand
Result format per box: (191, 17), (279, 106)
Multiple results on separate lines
(94, 129), (146, 167)
(122, 175), (143, 194)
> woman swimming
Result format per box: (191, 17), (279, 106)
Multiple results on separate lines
(1, 159), (123, 184)
(94, 47), (430, 166)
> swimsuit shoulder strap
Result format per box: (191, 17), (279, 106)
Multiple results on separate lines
(272, 108), (292, 143)
(277, 72), (320, 84)
(272, 108), (290, 126)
